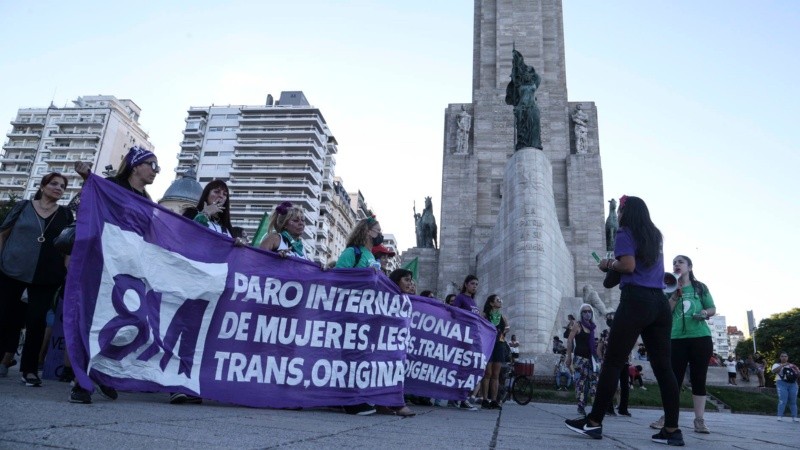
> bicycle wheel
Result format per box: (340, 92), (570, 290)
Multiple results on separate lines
(512, 375), (533, 405)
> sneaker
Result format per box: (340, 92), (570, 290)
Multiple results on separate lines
(59, 366), (75, 382)
(97, 385), (118, 401)
(564, 417), (603, 440)
(489, 400), (502, 410)
(459, 400), (477, 411)
(640, 386), (647, 391)
(577, 405), (586, 416)
(481, 399), (491, 409)
(606, 406), (617, 416)
(343, 403), (376, 415)
(693, 417), (710, 434)
(21, 373), (42, 387)
(651, 427), (685, 446)
(617, 409), (632, 417)
(793, 418), (799, 423)
(777, 417), (783, 422)
(69, 385), (92, 404)
(650, 415), (665, 429)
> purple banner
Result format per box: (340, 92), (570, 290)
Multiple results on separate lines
(405, 296), (495, 400)
(64, 175), (494, 409)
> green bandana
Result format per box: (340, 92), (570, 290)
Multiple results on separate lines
(280, 230), (304, 257)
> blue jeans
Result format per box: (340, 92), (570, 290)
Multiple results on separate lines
(556, 370), (572, 388)
(776, 379), (798, 418)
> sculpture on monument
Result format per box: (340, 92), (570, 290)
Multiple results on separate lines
(582, 285), (608, 317)
(571, 104), (589, 154)
(505, 49), (542, 150)
(455, 105), (472, 154)
(414, 197), (438, 248)
(605, 198), (618, 252)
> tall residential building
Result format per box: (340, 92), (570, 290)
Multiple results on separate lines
(707, 315), (730, 358)
(174, 91), (341, 263)
(0, 95), (151, 202)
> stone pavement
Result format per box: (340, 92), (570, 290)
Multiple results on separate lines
(1, 371), (797, 449)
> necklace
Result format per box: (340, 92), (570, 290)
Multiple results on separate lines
(35, 207), (58, 243)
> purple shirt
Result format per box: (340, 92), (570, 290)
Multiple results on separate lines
(453, 293), (479, 315)
(615, 227), (665, 289)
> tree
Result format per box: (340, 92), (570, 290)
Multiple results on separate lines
(0, 193), (21, 225)
(750, 308), (800, 387)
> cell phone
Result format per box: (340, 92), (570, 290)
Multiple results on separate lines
(591, 252), (601, 263)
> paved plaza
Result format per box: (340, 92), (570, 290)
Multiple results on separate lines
(1, 369), (797, 450)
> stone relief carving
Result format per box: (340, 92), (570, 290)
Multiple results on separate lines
(454, 105), (471, 154)
(414, 197), (438, 248)
(572, 104), (589, 154)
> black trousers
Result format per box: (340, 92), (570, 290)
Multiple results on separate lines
(0, 272), (60, 374)
(671, 336), (713, 396)
(588, 286), (680, 428)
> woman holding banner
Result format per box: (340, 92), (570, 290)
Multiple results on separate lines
(184, 180), (244, 243)
(336, 216), (383, 269)
(0, 172), (73, 386)
(259, 201), (306, 258)
(479, 294), (509, 410)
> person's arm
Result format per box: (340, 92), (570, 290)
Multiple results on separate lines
(73, 161), (92, 180)
(565, 322), (579, 368)
(600, 254), (635, 274)
(771, 363), (783, 375)
(335, 247), (355, 268)
(260, 233), (281, 252)
(597, 339), (605, 360)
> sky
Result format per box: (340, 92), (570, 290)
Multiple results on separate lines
(1, 1), (797, 336)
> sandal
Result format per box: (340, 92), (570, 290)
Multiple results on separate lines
(375, 405), (396, 415)
(393, 406), (416, 417)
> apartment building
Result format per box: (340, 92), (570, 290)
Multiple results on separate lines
(0, 96), (151, 203)
(707, 315), (730, 358)
(174, 91), (358, 264)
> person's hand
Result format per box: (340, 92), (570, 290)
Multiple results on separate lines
(565, 355), (572, 368)
(598, 258), (613, 273)
(202, 200), (224, 217)
(74, 161), (92, 180)
(233, 237), (247, 247)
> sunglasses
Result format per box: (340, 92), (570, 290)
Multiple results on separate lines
(143, 161), (161, 173)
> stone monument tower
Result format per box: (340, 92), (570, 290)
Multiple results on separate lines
(437, 0), (608, 353)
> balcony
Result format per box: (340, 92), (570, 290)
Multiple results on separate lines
(50, 131), (101, 139)
(228, 167), (321, 184)
(182, 128), (203, 137)
(53, 117), (103, 125)
(11, 118), (45, 126)
(3, 141), (37, 149)
(231, 152), (323, 171)
(0, 178), (27, 188)
(0, 167), (31, 175)
(180, 140), (201, 149)
(48, 143), (96, 152)
(7, 130), (42, 138)
(0, 154), (34, 162)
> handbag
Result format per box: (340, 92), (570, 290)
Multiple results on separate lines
(54, 223), (76, 255)
(603, 269), (621, 289)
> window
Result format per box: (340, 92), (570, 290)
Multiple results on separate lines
(226, 114), (239, 119)
(208, 127), (223, 132)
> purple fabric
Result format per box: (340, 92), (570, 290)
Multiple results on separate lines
(42, 297), (65, 380)
(404, 296), (496, 400)
(63, 175), (493, 409)
(452, 293), (479, 315)
(614, 227), (665, 289)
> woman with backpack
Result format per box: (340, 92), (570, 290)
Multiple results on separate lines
(771, 351), (799, 422)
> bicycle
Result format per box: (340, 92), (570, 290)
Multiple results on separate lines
(500, 360), (535, 405)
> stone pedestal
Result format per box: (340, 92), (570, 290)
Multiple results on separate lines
(399, 247), (440, 297)
(475, 148), (574, 353)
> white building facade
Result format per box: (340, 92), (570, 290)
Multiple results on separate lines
(175, 91), (352, 264)
(707, 315), (730, 358)
(0, 95), (151, 203)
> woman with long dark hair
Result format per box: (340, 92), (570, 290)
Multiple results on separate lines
(565, 195), (684, 446)
(452, 274), (479, 315)
(183, 180), (241, 240)
(0, 173), (73, 386)
(650, 255), (716, 433)
(479, 294), (509, 409)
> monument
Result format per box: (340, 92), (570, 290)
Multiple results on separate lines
(434, 0), (611, 355)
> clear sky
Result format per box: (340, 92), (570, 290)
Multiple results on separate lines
(1, 1), (797, 336)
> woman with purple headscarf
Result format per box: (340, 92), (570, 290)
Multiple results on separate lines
(74, 145), (160, 199)
(565, 303), (599, 417)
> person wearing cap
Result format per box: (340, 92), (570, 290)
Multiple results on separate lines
(74, 145), (160, 199)
(371, 244), (396, 275)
